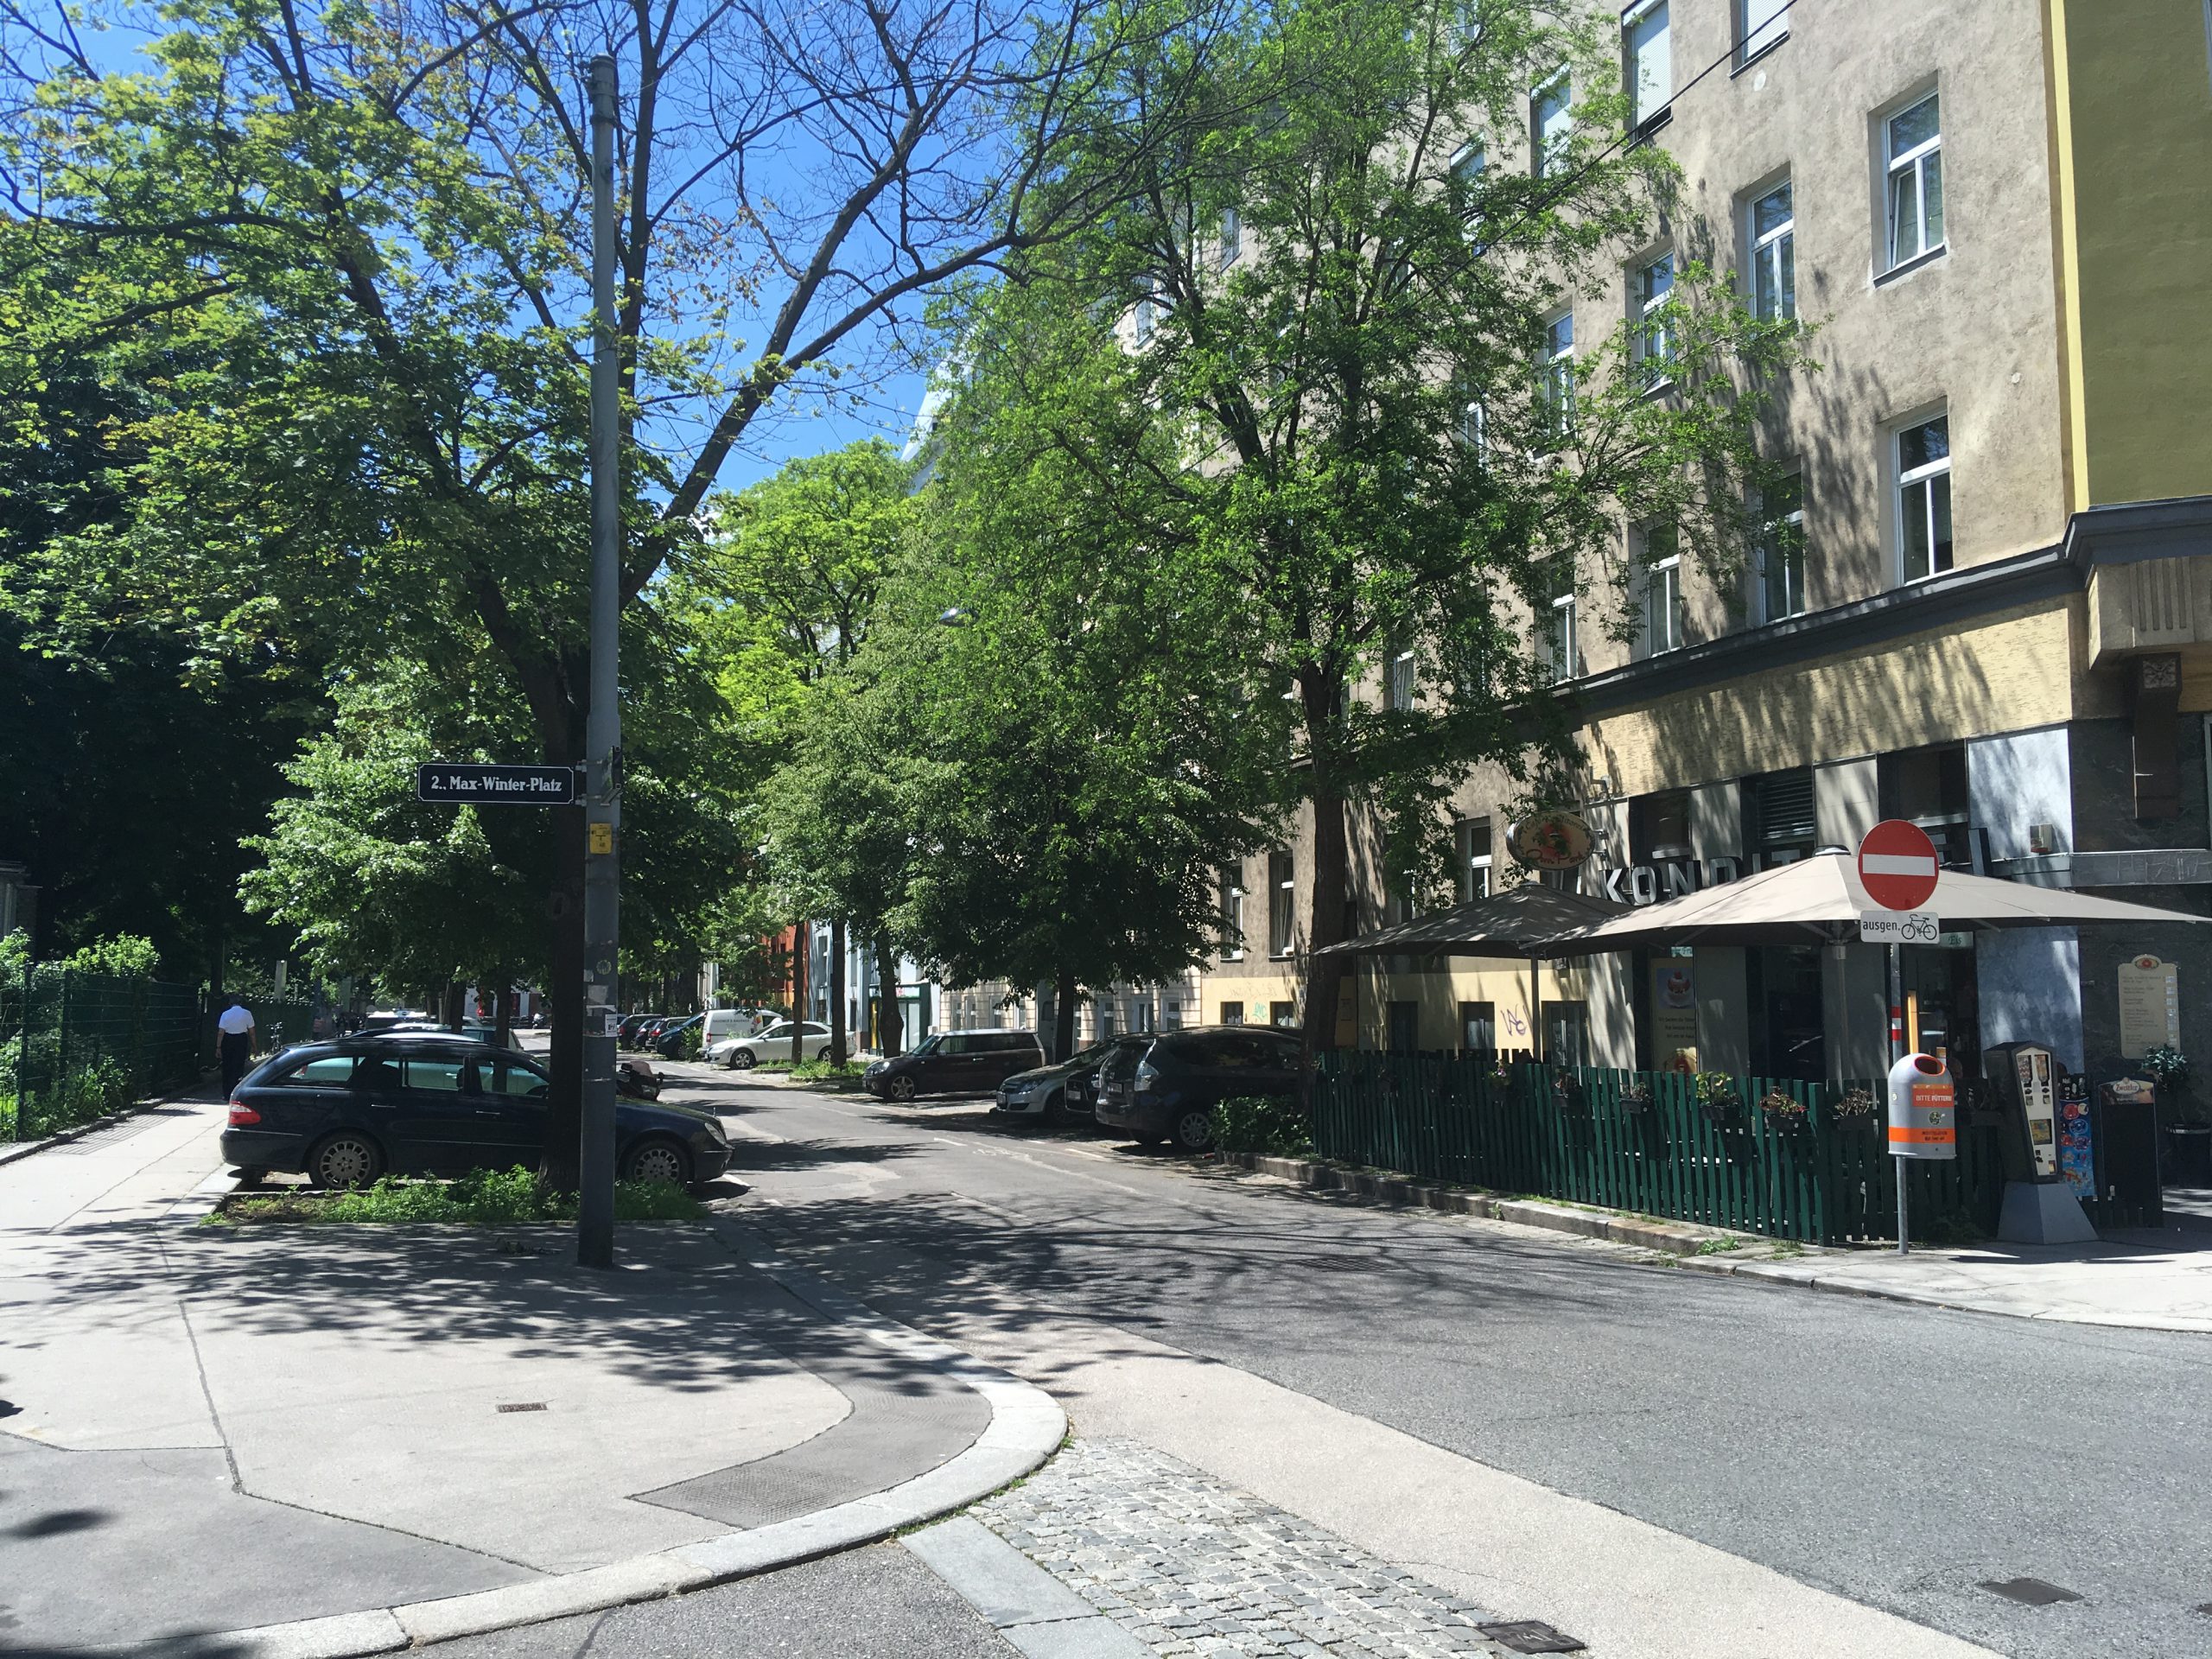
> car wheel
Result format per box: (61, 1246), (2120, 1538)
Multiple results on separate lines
(307, 1131), (384, 1189)
(887, 1076), (918, 1103)
(728, 1047), (757, 1071)
(1042, 1088), (1070, 1124)
(1173, 1109), (1216, 1153)
(621, 1137), (691, 1185)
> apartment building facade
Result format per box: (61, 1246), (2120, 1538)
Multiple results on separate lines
(1205, 0), (2212, 1084)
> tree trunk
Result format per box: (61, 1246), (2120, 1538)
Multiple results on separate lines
(442, 980), (465, 1032)
(1304, 785), (1353, 1055)
(876, 934), (904, 1057)
(790, 922), (809, 1062)
(1055, 968), (1078, 1063)
(493, 982), (515, 1050)
(829, 917), (849, 1065)
(541, 804), (588, 1191)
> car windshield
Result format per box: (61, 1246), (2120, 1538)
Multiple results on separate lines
(910, 1033), (942, 1056)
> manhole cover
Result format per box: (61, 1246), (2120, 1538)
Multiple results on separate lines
(496, 1402), (549, 1414)
(1980, 1578), (2082, 1607)
(1478, 1620), (1586, 1654)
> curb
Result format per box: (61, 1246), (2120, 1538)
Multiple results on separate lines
(0, 1088), (200, 1169)
(1224, 1152), (1730, 1255)
(114, 1217), (1066, 1658)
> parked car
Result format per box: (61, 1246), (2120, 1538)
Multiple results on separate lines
(865, 1029), (1047, 1102)
(651, 1014), (704, 1059)
(618, 1014), (662, 1046)
(1093, 1027), (1303, 1152)
(220, 1034), (729, 1187)
(711, 1020), (835, 1069)
(993, 1033), (1150, 1122)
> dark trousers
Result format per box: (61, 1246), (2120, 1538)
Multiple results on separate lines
(219, 1032), (251, 1096)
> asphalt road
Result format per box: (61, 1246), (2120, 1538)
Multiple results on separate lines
(671, 1065), (2212, 1659)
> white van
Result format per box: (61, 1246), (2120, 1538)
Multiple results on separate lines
(699, 1008), (773, 1051)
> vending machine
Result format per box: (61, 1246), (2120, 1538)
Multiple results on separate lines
(1983, 1041), (2097, 1244)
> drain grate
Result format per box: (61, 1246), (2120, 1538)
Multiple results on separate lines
(1980, 1578), (2083, 1607)
(1478, 1620), (1586, 1654)
(495, 1402), (548, 1414)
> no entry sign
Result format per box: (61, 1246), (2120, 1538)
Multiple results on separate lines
(1858, 819), (1941, 911)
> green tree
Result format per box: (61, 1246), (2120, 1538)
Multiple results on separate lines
(1, 0), (1228, 1179)
(954, 0), (1808, 1046)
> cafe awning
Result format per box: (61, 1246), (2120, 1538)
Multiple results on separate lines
(1534, 851), (2212, 957)
(1314, 882), (1628, 959)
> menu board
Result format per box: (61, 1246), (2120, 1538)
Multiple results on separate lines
(2056, 1075), (2094, 1201)
(2117, 956), (2181, 1058)
(1649, 957), (1699, 1072)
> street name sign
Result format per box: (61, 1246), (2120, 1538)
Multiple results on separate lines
(416, 763), (578, 805)
(1859, 910), (1939, 945)
(1857, 818), (1941, 911)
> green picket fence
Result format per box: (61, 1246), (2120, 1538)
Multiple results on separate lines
(1312, 1052), (2005, 1245)
(2, 969), (204, 1141)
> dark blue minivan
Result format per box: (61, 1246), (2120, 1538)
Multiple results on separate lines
(220, 1033), (730, 1188)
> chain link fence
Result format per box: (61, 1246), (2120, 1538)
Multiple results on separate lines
(3, 969), (205, 1142)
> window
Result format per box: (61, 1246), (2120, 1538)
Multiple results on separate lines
(1546, 569), (1578, 683)
(1539, 311), (1574, 448)
(1885, 93), (1943, 270)
(1543, 1001), (1591, 1066)
(1220, 867), (1246, 958)
(1737, 0), (1788, 66)
(1219, 206), (1241, 268)
(1386, 645), (1415, 711)
(1388, 1001), (1421, 1054)
(1758, 471), (1805, 620)
(1643, 523), (1683, 654)
(1448, 143), (1486, 233)
(1219, 1001), (1245, 1026)
(1625, 2), (1669, 129)
(1633, 252), (1675, 385)
(404, 1058), (467, 1092)
(1640, 789), (1692, 860)
(1747, 768), (1818, 861)
(1460, 816), (1493, 899)
(487, 1059), (549, 1097)
(1533, 75), (1571, 178)
(1269, 1000), (1299, 1028)
(1460, 1001), (1496, 1052)
(1134, 295), (1154, 344)
(1750, 180), (1795, 321)
(279, 1056), (359, 1087)
(1268, 850), (1295, 957)
(1896, 415), (1953, 582)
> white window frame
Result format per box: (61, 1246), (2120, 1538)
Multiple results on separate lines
(1883, 92), (1944, 272)
(1736, 0), (1789, 68)
(1220, 206), (1242, 269)
(1134, 295), (1154, 344)
(1387, 646), (1416, 711)
(1757, 469), (1807, 621)
(1465, 817), (1493, 900)
(1268, 850), (1296, 958)
(1624, 1), (1670, 130)
(1221, 868), (1246, 960)
(1749, 178), (1795, 321)
(1540, 309), (1574, 450)
(1643, 525), (1684, 654)
(1632, 251), (1675, 387)
(1449, 142), (1485, 232)
(1532, 74), (1572, 179)
(1894, 413), (1954, 584)
(1548, 586), (1579, 683)
(1459, 392), (1487, 461)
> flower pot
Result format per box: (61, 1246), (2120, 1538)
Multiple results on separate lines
(2162, 1123), (2212, 1188)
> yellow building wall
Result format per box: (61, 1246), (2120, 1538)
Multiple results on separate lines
(1580, 599), (2082, 799)
(2050, 0), (2212, 507)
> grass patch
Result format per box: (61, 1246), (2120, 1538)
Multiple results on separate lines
(213, 1166), (705, 1226)
(790, 1058), (868, 1081)
(1694, 1236), (1745, 1256)
(1209, 1095), (1313, 1159)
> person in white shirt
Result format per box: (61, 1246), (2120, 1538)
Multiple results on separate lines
(218, 999), (257, 1095)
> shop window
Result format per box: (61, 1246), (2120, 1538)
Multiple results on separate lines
(1633, 789), (1693, 863)
(1460, 1001), (1497, 1052)
(1387, 1001), (1421, 1053)
(1745, 768), (1817, 861)
(1543, 1001), (1590, 1066)
(1747, 946), (1825, 1081)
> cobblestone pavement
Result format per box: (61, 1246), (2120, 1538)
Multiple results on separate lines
(975, 1439), (1522, 1658)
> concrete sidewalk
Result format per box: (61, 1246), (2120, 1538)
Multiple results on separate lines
(0, 1095), (1062, 1656)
